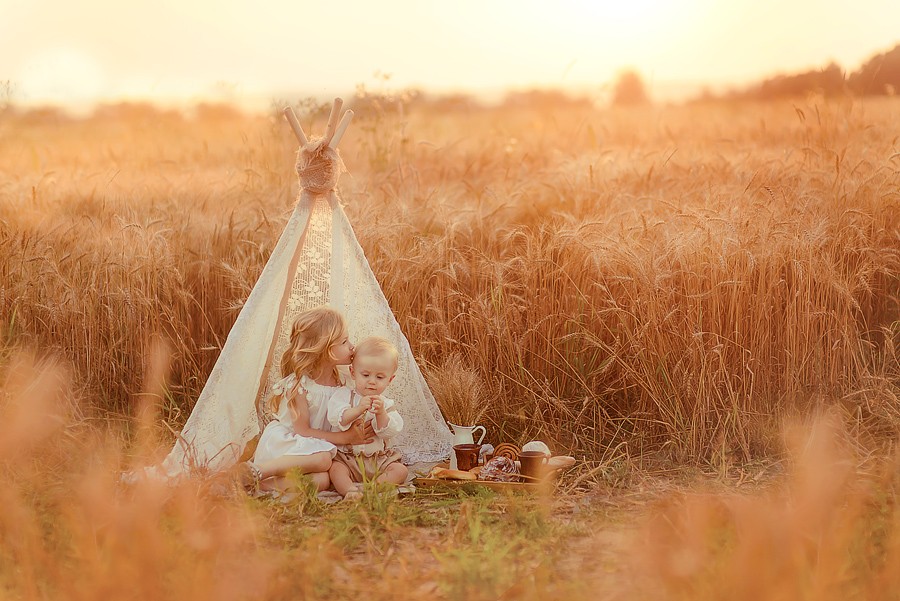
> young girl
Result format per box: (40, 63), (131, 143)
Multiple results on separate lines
(237, 306), (373, 492)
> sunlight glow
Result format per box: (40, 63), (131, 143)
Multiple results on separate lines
(1, 0), (898, 107)
(565, 0), (680, 28)
(18, 48), (107, 103)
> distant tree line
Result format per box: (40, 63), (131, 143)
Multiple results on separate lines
(849, 44), (900, 95)
(720, 43), (900, 100)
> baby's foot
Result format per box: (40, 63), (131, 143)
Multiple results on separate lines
(379, 485), (399, 499)
(343, 489), (364, 501)
(341, 482), (364, 501)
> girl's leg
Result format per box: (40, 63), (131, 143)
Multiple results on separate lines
(376, 463), (409, 486)
(329, 461), (358, 497)
(255, 451), (332, 479)
(260, 471), (330, 493)
(259, 476), (289, 492)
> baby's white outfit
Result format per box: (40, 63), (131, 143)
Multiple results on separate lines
(327, 388), (404, 481)
(253, 374), (339, 464)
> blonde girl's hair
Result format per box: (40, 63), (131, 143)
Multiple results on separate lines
(268, 306), (348, 414)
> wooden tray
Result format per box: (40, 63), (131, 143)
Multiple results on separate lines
(414, 477), (546, 493)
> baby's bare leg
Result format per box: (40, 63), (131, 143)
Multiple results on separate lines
(310, 471), (330, 491)
(329, 460), (357, 497)
(377, 463), (409, 486)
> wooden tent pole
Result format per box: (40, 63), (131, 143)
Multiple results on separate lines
(329, 110), (354, 149)
(282, 107), (309, 146)
(322, 98), (343, 146)
(283, 98), (353, 149)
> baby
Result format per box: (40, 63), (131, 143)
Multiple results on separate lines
(327, 337), (408, 499)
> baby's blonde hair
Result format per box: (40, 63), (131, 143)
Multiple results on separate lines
(353, 337), (399, 372)
(269, 306), (347, 414)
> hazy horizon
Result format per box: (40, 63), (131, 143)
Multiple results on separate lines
(2, 0), (898, 111)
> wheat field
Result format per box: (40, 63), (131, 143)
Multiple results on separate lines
(0, 94), (899, 600)
(2, 95), (896, 462)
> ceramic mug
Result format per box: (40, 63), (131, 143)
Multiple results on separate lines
(453, 443), (482, 472)
(518, 450), (550, 481)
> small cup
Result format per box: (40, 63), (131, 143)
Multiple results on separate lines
(453, 443), (482, 472)
(518, 450), (550, 481)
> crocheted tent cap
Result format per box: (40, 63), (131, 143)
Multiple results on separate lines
(295, 137), (346, 195)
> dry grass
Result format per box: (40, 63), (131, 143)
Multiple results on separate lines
(1, 95), (898, 469)
(631, 413), (900, 600)
(425, 353), (490, 426)
(0, 354), (588, 600)
(3, 352), (900, 600)
(0, 354), (269, 600)
(2, 95), (898, 598)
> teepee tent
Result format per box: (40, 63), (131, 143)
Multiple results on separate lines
(156, 99), (452, 478)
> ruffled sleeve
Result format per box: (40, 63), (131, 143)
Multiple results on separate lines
(327, 387), (355, 432)
(271, 373), (298, 396)
(373, 397), (404, 440)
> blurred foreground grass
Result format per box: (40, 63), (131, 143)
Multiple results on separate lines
(2, 354), (899, 600)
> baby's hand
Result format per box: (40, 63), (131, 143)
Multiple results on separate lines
(369, 396), (385, 415)
(359, 396), (374, 411)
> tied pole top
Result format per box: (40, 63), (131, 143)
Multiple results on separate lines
(283, 98), (354, 195)
(282, 97), (355, 149)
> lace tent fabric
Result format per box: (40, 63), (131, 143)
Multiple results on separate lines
(153, 130), (452, 479)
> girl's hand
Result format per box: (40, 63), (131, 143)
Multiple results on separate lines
(360, 396), (374, 411)
(347, 419), (375, 445)
(369, 396), (385, 416)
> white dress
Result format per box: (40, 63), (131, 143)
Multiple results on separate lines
(253, 374), (339, 463)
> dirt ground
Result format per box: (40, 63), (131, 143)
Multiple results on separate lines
(253, 466), (783, 600)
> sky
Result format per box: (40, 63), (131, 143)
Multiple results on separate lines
(1, 0), (898, 108)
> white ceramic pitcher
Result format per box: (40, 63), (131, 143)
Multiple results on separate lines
(448, 423), (487, 470)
